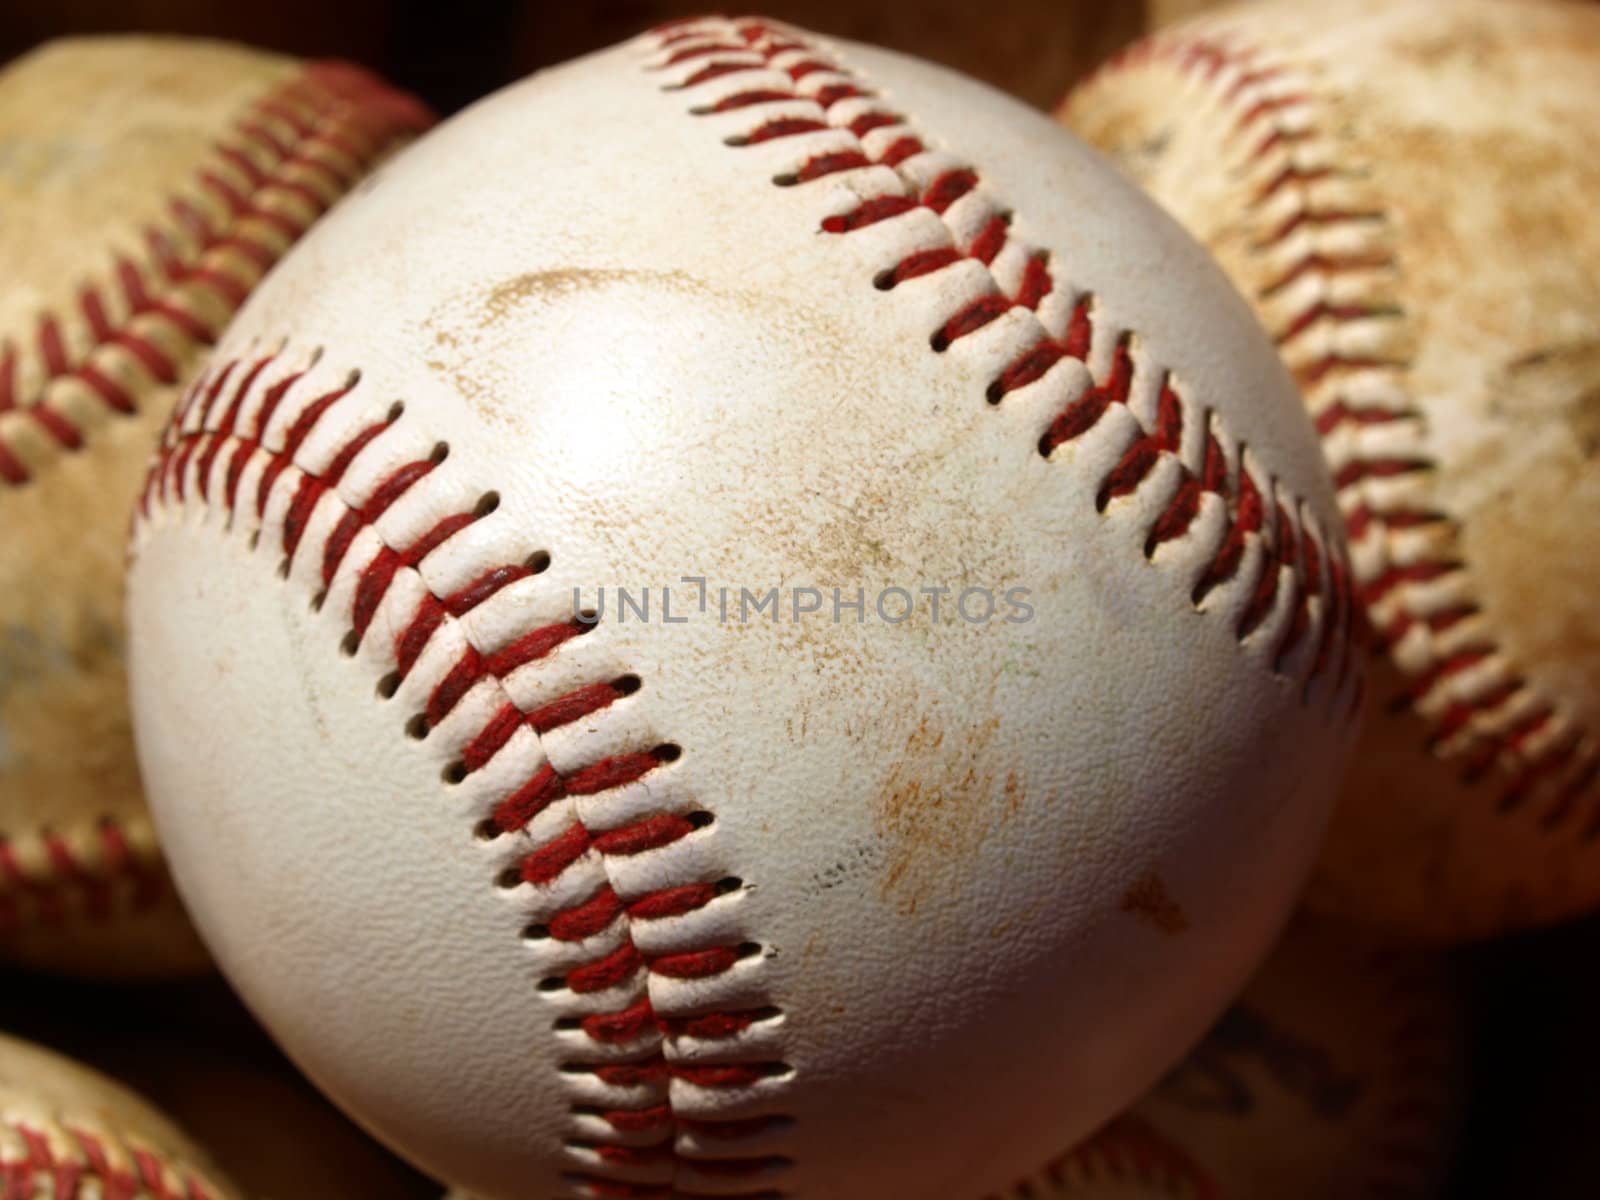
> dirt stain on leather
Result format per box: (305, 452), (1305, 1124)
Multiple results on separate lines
(1120, 869), (1189, 935)
(876, 713), (1019, 917)
(477, 267), (711, 328)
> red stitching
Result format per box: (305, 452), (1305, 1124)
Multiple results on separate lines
(671, 20), (1353, 703)
(1, 1119), (222, 1200)
(139, 348), (791, 1192)
(993, 1115), (1220, 1199)
(0, 821), (166, 936)
(0, 60), (431, 489)
(131, 21), (1370, 1195)
(1076, 29), (1600, 828)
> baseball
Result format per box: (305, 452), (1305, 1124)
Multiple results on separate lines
(1060, 0), (1600, 940)
(0, 1031), (238, 1197)
(127, 17), (1358, 1198)
(1022, 917), (1463, 1198)
(0, 37), (429, 976)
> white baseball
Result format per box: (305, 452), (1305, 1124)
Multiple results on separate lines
(127, 18), (1359, 1198)
(1060, 0), (1600, 940)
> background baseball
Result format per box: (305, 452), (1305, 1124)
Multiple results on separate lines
(1030, 917), (1465, 1198)
(1060, 0), (1600, 941)
(0, 36), (428, 977)
(0, 1030), (238, 1197)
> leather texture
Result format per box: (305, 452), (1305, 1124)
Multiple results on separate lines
(1061, 0), (1600, 941)
(128, 20), (1359, 1199)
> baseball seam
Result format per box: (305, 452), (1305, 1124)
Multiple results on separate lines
(0, 61), (429, 487)
(139, 343), (795, 1199)
(656, 17), (1356, 708)
(133, 17), (1359, 1198)
(1000, 1114), (1219, 1199)
(0, 1114), (225, 1200)
(0, 815), (167, 934)
(1073, 30), (1600, 832)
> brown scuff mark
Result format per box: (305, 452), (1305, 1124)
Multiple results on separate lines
(1121, 869), (1189, 935)
(478, 267), (709, 329)
(876, 712), (1014, 917)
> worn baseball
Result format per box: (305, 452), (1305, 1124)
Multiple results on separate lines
(0, 1031), (239, 1198)
(1018, 917), (1464, 1199)
(128, 17), (1359, 1198)
(1061, 0), (1600, 940)
(0, 37), (429, 976)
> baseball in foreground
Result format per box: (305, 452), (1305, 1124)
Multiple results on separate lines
(0, 1031), (238, 1197)
(128, 18), (1359, 1198)
(1061, 0), (1600, 941)
(0, 37), (430, 976)
(1025, 917), (1463, 1198)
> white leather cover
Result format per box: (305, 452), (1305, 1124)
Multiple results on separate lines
(127, 19), (1360, 1199)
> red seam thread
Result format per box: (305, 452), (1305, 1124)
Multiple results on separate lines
(1074, 29), (1600, 825)
(0, 820), (167, 936)
(0, 60), (431, 488)
(139, 343), (788, 1189)
(696, 19), (1351, 696)
(1, 1119), (222, 1200)
(990, 1115), (1220, 1200)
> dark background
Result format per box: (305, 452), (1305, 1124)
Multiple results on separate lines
(0, 0), (1144, 117)
(4, 1), (1599, 1197)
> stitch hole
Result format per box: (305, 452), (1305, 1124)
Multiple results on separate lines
(537, 975), (566, 993)
(405, 713), (430, 740)
(552, 1016), (580, 1030)
(442, 761), (468, 785)
(723, 133), (751, 147)
(249, 530), (261, 551)
(527, 550), (553, 574)
(715, 875), (744, 894)
(277, 557), (291, 580)
(736, 941), (763, 959)
(345, 368), (362, 388)
(475, 817), (501, 840)
(340, 630), (360, 657)
(575, 607), (600, 628)
(474, 491), (500, 517)
(1037, 431), (1056, 458)
(930, 328), (951, 353)
(523, 923), (551, 942)
(310, 589), (326, 613)
(873, 268), (898, 291)
(613, 674), (643, 697)
(376, 671), (401, 700)
(772, 171), (800, 187)
(495, 864), (523, 889)
(429, 441), (450, 465)
(386, 400), (405, 422)
(653, 743), (683, 763)
(685, 810), (716, 830)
